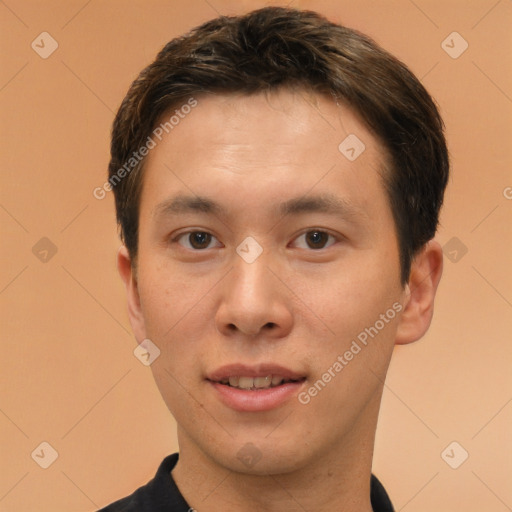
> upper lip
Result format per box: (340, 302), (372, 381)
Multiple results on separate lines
(206, 363), (306, 382)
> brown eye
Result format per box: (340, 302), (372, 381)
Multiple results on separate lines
(175, 231), (219, 250)
(305, 231), (330, 249)
(188, 232), (212, 249)
(292, 230), (337, 250)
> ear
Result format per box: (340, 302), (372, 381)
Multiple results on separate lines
(395, 239), (443, 345)
(117, 245), (147, 343)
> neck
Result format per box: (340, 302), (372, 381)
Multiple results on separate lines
(172, 393), (381, 512)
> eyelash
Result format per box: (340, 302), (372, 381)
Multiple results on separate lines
(171, 229), (340, 251)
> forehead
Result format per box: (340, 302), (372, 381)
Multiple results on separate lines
(140, 89), (391, 224)
(148, 89), (385, 161)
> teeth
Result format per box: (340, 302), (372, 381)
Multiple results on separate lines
(238, 377), (254, 389)
(254, 376), (272, 388)
(220, 375), (295, 390)
(272, 375), (284, 386)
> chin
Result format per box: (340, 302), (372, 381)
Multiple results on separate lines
(202, 435), (314, 476)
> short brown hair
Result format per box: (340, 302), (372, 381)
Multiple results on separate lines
(109, 6), (449, 284)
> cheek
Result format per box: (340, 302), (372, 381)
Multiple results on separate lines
(298, 294), (399, 433)
(303, 261), (400, 340)
(140, 267), (212, 417)
(137, 257), (207, 339)
(295, 255), (402, 402)
(136, 257), (220, 379)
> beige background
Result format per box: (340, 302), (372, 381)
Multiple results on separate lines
(1, 0), (511, 510)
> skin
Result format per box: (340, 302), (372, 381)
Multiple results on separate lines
(118, 88), (443, 512)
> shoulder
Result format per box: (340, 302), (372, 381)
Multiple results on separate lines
(97, 454), (190, 512)
(370, 473), (394, 512)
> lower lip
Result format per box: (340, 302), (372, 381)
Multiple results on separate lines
(208, 380), (305, 412)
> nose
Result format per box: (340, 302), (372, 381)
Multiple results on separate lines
(215, 254), (294, 339)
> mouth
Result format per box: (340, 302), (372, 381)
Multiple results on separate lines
(210, 374), (306, 390)
(206, 364), (307, 412)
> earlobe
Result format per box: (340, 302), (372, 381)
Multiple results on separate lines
(117, 245), (147, 343)
(395, 240), (443, 345)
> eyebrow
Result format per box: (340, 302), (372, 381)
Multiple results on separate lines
(153, 193), (365, 221)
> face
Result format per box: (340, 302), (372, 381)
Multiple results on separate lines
(121, 89), (415, 475)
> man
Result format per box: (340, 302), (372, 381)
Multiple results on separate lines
(99, 6), (448, 511)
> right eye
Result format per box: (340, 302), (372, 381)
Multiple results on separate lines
(172, 230), (222, 250)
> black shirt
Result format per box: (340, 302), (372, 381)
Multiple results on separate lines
(98, 453), (394, 511)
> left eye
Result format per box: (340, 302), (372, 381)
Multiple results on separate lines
(292, 230), (337, 250)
